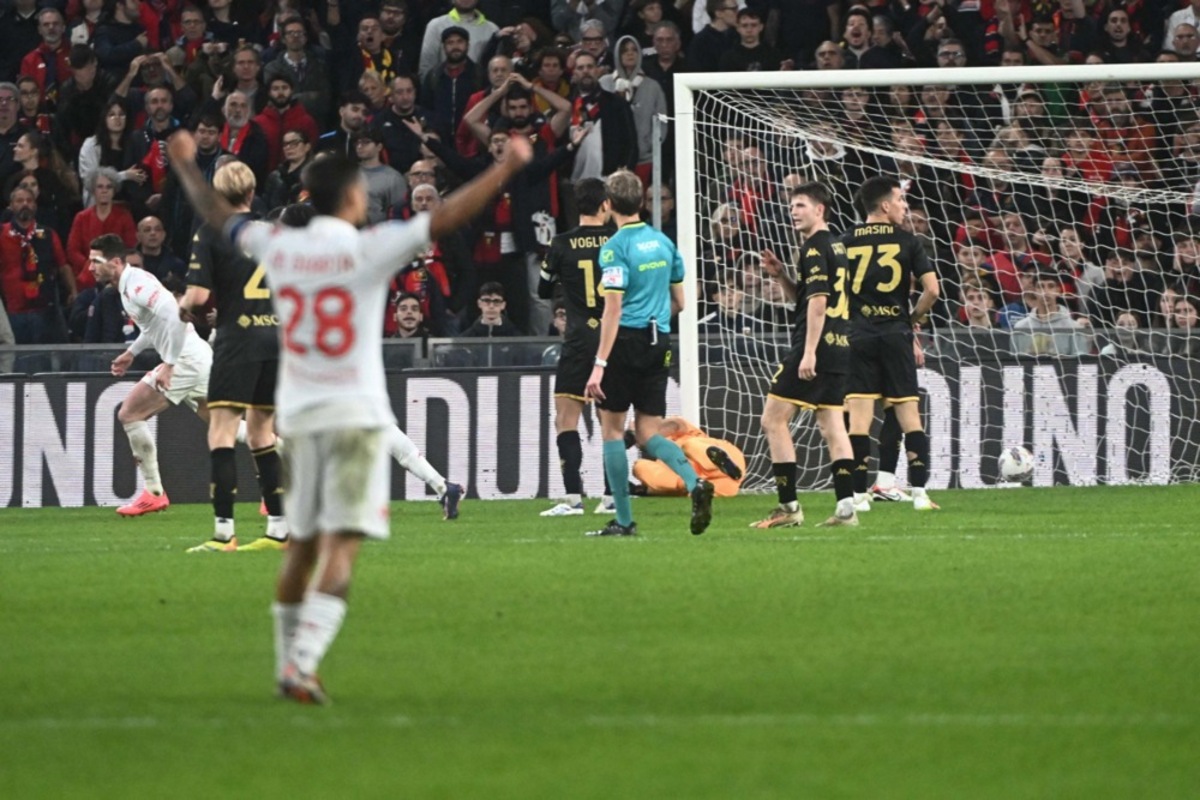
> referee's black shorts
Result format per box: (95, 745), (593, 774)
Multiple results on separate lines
(845, 323), (919, 404)
(597, 326), (671, 416)
(554, 329), (599, 402)
(208, 357), (278, 410)
(767, 345), (847, 410)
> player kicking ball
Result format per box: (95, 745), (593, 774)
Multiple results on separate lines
(89, 235), (213, 516)
(167, 128), (531, 704)
(752, 184), (858, 529)
(584, 170), (714, 537)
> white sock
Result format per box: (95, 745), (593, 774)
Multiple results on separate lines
(235, 420), (248, 445)
(876, 471), (896, 489)
(214, 517), (235, 542)
(290, 592), (347, 675)
(854, 492), (870, 503)
(266, 515), (289, 540)
(782, 500), (799, 512)
(564, 493), (581, 506)
(124, 421), (163, 495)
(272, 602), (301, 680)
(386, 426), (447, 497)
(836, 497), (856, 517)
(911, 487), (928, 499)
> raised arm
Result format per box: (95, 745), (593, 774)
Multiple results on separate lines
(165, 131), (239, 232)
(429, 136), (534, 242)
(463, 83), (508, 146)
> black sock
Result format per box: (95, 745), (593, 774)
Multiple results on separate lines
(211, 447), (237, 520)
(831, 459), (856, 502)
(850, 435), (871, 494)
(879, 409), (902, 475)
(557, 431), (583, 497)
(772, 462), (798, 505)
(252, 444), (284, 517)
(905, 430), (929, 488)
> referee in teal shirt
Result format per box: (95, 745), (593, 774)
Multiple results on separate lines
(584, 170), (715, 537)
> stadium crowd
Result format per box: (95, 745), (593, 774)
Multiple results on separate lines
(0, 0), (1197, 362)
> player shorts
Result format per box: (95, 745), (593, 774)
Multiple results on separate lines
(142, 336), (211, 412)
(282, 427), (392, 541)
(207, 357), (278, 410)
(554, 330), (599, 401)
(597, 326), (671, 416)
(845, 324), (920, 403)
(766, 346), (846, 410)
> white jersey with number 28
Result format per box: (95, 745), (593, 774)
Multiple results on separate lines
(235, 213), (432, 436)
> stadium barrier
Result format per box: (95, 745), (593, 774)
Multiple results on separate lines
(1, 356), (1196, 508)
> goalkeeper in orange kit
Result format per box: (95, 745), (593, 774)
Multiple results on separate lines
(631, 417), (746, 497)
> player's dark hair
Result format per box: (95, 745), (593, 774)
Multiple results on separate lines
(90, 233), (127, 260)
(575, 177), (608, 217)
(280, 202), (316, 227)
(605, 169), (644, 216)
(303, 156), (362, 217)
(479, 281), (505, 299)
(856, 175), (902, 216)
(791, 182), (832, 216)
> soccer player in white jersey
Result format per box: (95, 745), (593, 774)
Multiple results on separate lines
(166, 130), (533, 704)
(89, 234), (214, 515)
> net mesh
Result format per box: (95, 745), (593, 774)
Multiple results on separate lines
(685, 74), (1200, 490)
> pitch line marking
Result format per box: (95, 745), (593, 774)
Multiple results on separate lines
(1, 712), (1191, 731)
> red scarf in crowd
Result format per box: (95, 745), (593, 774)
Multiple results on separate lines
(13, 222), (43, 301)
(140, 139), (169, 191)
(571, 93), (601, 127)
(221, 124), (250, 154)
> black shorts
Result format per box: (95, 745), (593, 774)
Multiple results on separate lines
(846, 325), (919, 403)
(554, 330), (599, 402)
(597, 327), (671, 416)
(767, 346), (846, 410)
(207, 357), (278, 410)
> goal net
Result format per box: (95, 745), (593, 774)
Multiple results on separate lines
(674, 65), (1200, 491)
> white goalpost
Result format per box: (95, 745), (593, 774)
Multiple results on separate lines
(674, 64), (1200, 491)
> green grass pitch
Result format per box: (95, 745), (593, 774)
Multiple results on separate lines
(2, 486), (1199, 798)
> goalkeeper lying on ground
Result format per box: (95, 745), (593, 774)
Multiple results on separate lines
(631, 417), (746, 497)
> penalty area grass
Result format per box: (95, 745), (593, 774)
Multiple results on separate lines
(0, 484), (1198, 798)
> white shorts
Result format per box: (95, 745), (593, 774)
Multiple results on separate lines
(142, 336), (212, 411)
(283, 427), (392, 540)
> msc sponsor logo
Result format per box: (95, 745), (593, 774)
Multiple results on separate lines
(824, 332), (849, 347)
(861, 305), (901, 318)
(239, 314), (280, 328)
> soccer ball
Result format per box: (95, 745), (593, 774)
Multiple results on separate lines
(998, 446), (1035, 482)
